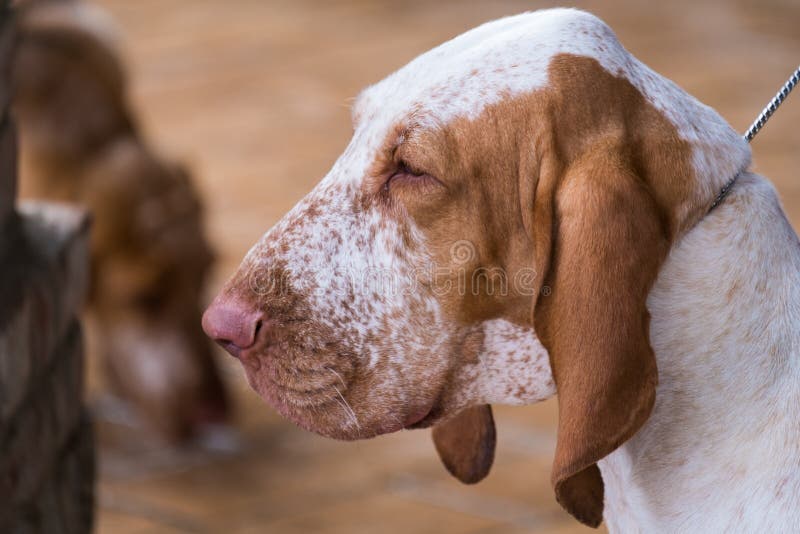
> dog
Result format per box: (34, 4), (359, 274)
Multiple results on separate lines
(14, 1), (230, 443)
(203, 9), (800, 530)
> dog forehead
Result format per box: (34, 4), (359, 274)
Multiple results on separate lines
(347, 7), (749, 200)
(354, 8), (628, 126)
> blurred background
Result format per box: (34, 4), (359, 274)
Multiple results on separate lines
(13, 0), (800, 533)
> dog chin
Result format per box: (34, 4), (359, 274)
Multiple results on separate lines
(242, 372), (358, 439)
(244, 371), (445, 440)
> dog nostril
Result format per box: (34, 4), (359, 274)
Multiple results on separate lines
(201, 297), (263, 355)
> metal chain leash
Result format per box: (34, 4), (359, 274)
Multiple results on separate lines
(709, 65), (800, 212)
(744, 65), (800, 142)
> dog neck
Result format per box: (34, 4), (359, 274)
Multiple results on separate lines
(599, 172), (800, 531)
(444, 319), (556, 415)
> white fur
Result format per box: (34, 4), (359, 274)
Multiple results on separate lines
(454, 319), (555, 407)
(232, 9), (798, 529)
(601, 173), (800, 531)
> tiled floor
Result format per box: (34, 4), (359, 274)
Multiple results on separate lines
(87, 0), (800, 532)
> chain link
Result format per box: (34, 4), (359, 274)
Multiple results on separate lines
(709, 65), (799, 212)
(744, 65), (800, 142)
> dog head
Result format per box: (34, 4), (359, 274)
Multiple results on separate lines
(85, 139), (228, 440)
(13, 0), (132, 169)
(204, 9), (749, 525)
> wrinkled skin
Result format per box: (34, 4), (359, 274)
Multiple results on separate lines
(203, 12), (572, 440)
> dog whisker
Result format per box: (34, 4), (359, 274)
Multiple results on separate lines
(332, 385), (360, 434)
(326, 367), (347, 389)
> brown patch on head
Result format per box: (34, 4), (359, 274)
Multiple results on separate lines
(385, 54), (700, 526)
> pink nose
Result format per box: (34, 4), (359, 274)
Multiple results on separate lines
(202, 296), (263, 357)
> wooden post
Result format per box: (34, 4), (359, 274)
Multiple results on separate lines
(0, 1), (96, 531)
(0, 0), (15, 225)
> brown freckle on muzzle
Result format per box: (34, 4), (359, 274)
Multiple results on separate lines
(206, 253), (366, 435)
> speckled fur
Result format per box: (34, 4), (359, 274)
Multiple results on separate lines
(211, 8), (800, 530)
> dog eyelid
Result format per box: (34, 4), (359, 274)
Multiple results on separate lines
(396, 160), (424, 177)
(384, 160), (445, 192)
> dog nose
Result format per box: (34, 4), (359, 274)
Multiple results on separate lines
(202, 296), (263, 356)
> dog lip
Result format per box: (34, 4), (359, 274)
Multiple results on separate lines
(220, 340), (243, 359)
(221, 341), (264, 370)
(403, 406), (433, 429)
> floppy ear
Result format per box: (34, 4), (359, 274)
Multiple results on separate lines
(432, 404), (495, 484)
(533, 153), (668, 527)
(13, 18), (133, 161)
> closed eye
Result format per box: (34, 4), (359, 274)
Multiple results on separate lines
(383, 161), (443, 192)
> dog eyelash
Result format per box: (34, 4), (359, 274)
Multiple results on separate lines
(396, 160), (424, 176)
(382, 160), (440, 193)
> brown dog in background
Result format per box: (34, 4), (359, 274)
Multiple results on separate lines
(13, 0), (230, 443)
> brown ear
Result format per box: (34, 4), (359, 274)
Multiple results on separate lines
(534, 154), (668, 527)
(432, 404), (495, 484)
(13, 16), (133, 161)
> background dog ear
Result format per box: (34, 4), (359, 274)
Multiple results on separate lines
(533, 154), (668, 527)
(432, 404), (496, 484)
(13, 13), (134, 163)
